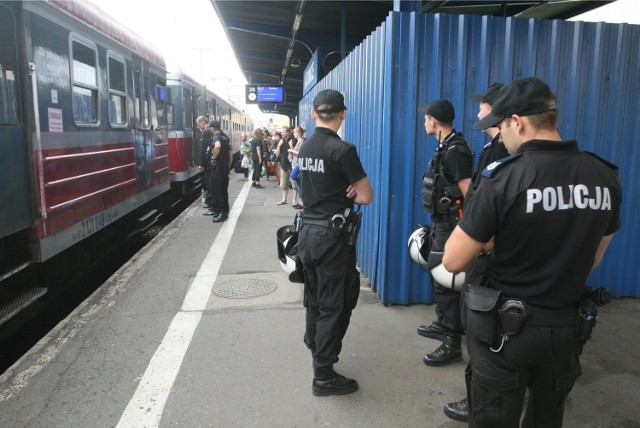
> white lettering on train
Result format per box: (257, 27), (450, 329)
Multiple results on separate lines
(526, 185), (611, 213)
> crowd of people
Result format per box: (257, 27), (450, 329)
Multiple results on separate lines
(237, 125), (307, 208)
(198, 121), (308, 221)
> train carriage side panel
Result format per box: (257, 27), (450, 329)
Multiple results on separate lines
(24, 0), (169, 261)
(0, 2), (34, 242)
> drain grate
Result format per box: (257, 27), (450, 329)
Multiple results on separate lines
(213, 279), (278, 299)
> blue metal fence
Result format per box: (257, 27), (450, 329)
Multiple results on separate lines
(299, 12), (640, 304)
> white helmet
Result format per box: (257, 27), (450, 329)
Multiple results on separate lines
(408, 225), (431, 266)
(276, 226), (304, 283)
(427, 251), (466, 291)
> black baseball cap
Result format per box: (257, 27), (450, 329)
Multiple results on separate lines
(209, 119), (221, 129)
(473, 77), (556, 130)
(469, 82), (504, 105)
(313, 89), (347, 113)
(418, 99), (455, 123)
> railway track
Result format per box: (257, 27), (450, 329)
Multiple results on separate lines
(0, 193), (197, 374)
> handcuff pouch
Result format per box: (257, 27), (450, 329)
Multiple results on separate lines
(498, 300), (528, 336)
(463, 285), (502, 346)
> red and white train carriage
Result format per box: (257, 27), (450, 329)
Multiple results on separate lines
(0, 0), (249, 324)
(165, 70), (252, 195)
(165, 70), (199, 191)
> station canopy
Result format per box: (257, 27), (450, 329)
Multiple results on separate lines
(211, 0), (613, 118)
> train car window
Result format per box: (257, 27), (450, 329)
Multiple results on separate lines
(193, 93), (202, 119)
(167, 104), (175, 126)
(107, 55), (127, 126)
(0, 66), (19, 127)
(165, 86), (175, 126)
(71, 39), (98, 125)
(133, 69), (147, 129)
(205, 97), (211, 118)
(149, 77), (162, 129)
(183, 87), (193, 130)
(0, 7), (19, 125)
(156, 81), (167, 127)
(221, 106), (230, 132)
(142, 75), (150, 128)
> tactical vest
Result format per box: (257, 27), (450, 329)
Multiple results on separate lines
(422, 132), (470, 217)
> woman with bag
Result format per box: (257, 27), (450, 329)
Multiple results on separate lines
(288, 127), (305, 208)
(275, 129), (292, 204)
(240, 133), (251, 181)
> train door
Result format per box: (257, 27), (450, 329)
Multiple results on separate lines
(182, 86), (195, 170)
(132, 62), (153, 187)
(191, 90), (202, 149)
(0, 3), (33, 238)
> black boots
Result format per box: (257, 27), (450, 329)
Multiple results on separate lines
(444, 397), (469, 422)
(212, 212), (228, 223)
(423, 334), (462, 366)
(312, 367), (358, 397)
(417, 321), (446, 341)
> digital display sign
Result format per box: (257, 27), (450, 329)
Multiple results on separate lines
(245, 85), (285, 104)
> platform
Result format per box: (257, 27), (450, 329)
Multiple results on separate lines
(0, 173), (637, 427)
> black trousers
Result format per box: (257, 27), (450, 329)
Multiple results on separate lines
(298, 224), (360, 369)
(204, 166), (213, 205)
(466, 325), (581, 427)
(252, 155), (261, 182)
(211, 169), (229, 214)
(430, 217), (464, 334)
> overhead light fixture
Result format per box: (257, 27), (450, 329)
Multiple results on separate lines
(282, 68), (288, 76)
(293, 13), (303, 31)
(290, 58), (301, 68)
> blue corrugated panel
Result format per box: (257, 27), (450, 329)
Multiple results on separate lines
(299, 12), (640, 303)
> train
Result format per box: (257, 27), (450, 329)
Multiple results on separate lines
(166, 69), (251, 194)
(0, 0), (252, 324)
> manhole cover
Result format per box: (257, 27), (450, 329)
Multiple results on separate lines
(213, 279), (278, 299)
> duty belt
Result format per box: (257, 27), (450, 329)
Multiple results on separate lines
(303, 214), (348, 230)
(302, 218), (332, 227)
(490, 299), (578, 353)
(523, 306), (577, 327)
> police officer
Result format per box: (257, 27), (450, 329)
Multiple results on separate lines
(443, 77), (622, 427)
(469, 82), (509, 189)
(197, 115), (215, 214)
(208, 120), (232, 223)
(443, 82), (509, 422)
(417, 99), (473, 366)
(297, 89), (373, 396)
